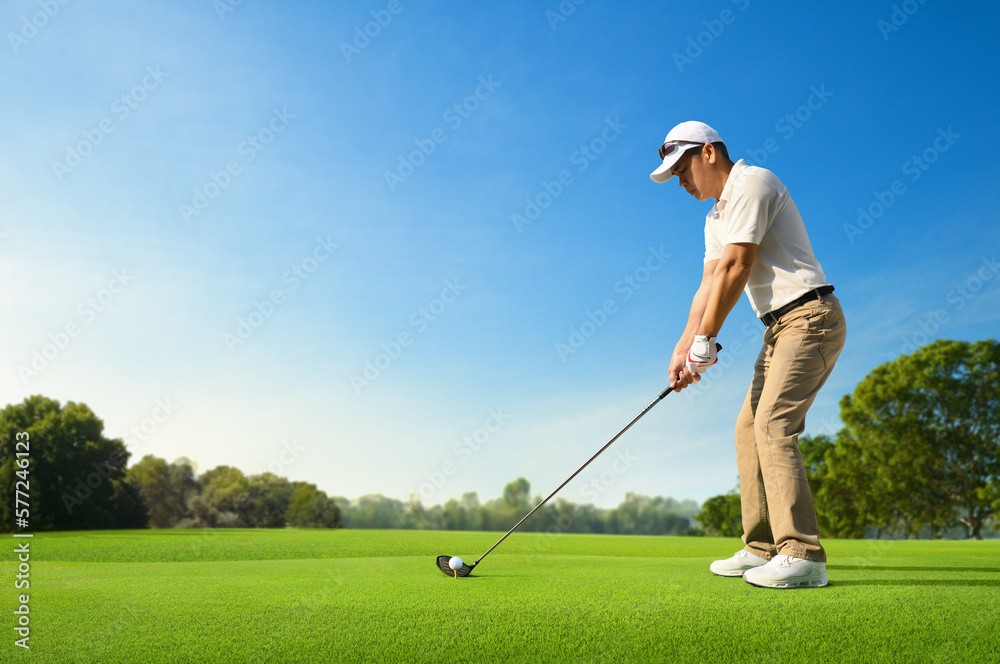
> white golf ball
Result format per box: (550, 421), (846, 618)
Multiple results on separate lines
(448, 556), (463, 570)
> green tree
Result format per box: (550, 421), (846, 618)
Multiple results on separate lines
(694, 492), (743, 537)
(245, 473), (294, 527)
(605, 493), (693, 535)
(502, 477), (531, 510)
(831, 339), (1000, 539)
(286, 482), (341, 528)
(0, 396), (146, 531)
(348, 494), (409, 529)
(492, 476), (532, 529)
(127, 456), (199, 528)
(191, 465), (251, 527)
(799, 433), (868, 538)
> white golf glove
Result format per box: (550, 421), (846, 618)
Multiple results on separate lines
(686, 335), (719, 374)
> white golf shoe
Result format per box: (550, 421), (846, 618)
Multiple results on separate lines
(709, 549), (770, 577)
(743, 554), (828, 588)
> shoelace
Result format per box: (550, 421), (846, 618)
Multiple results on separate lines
(770, 555), (794, 567)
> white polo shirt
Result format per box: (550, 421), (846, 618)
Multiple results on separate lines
(704, 159), (829, 317)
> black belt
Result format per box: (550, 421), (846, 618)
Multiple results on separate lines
(760, 285), (835, 326)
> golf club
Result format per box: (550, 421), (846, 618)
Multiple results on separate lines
(436, 348), (719, 577)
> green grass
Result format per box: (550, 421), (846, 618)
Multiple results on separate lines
(4, 529), (999, 663)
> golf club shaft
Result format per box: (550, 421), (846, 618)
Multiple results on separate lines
(472, 385), (674, 567)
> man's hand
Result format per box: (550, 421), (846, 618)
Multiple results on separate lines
(669, 349), (700, 391)
(686, 335), (719, 374)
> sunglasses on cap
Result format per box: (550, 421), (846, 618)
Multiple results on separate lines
(658, 141), (701, 161)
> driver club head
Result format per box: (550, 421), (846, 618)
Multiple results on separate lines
(436, 555), (474, 577)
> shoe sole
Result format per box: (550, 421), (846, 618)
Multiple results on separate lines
(743, 575), (828, 589)
(710, 564), (768, 578)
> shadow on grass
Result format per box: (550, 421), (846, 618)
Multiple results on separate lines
(829, 565), (1000, 573)
(830, 578), (1000, 587)
(828, 564), (1000, 587)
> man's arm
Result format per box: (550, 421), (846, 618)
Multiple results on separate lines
(669, 243), (759, 390)
(669, 259), (718, 390)
(698, 242), (758, 337)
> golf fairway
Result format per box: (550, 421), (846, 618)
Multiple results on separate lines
(6, 529), (999, 663)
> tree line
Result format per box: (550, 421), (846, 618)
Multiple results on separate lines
(0, 396), (698, 534)
(0, 396), (340, 531)
(2, 339), (996, 538)
(336, 477), (700, 536)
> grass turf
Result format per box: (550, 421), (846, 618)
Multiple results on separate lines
(4, 529), (999, 663)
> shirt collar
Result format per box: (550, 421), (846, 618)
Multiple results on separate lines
(714, 159), (747, 213)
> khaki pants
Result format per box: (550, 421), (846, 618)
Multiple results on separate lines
(735, 293), (845, 563)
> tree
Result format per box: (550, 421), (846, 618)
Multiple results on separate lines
(349, 494), (409, 529)
(800, 433), (876, 539)
(829, 339), (999, 539)
(127, 456), (199, 528)
(694, 493), (743, 537)
(190, 465), (251, 527)
(491, 476), (532, 529)
(0, 396), (146, 531)
(245, 473), (294, 527)
(606, 493), (695, 535)
(286, 482), (341, 528)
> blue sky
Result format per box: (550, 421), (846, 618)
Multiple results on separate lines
(2, 0), (998, 510)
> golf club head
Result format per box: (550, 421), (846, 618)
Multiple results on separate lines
(436, 555), (474, 577)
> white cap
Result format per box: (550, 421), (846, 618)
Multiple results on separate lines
(650, 121), (723, 183)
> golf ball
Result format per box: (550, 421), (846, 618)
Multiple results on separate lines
(448, 556), (463, 570)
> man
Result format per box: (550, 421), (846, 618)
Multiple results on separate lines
(651, 121), (846, 589)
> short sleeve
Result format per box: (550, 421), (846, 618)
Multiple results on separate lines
(721, 174), (780, 245)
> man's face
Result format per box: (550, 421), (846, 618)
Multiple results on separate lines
(671, 145), (711, 202)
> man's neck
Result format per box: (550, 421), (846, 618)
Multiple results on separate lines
(713, 161), (736, 202)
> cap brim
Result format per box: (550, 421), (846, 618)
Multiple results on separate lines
(650, 158), (677, 183)
(650, 144), (698, 183)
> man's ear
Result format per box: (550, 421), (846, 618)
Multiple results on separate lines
(703, 143), (717, 165)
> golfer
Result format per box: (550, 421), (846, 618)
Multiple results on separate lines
(652, 121), (845, 589)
